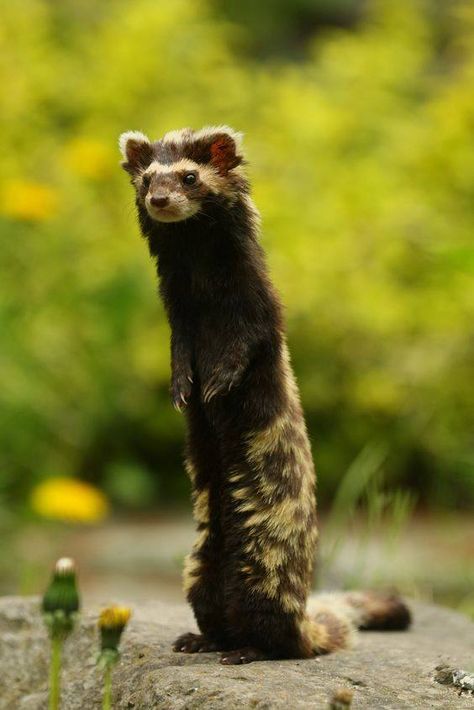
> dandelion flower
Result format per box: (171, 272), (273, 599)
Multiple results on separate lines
(31, 477), (109, 524)
(98, 606), (132, 710)
(63, 137), (114, 180)
(1, 179), (58, 222)
(99, 606), (132, 654)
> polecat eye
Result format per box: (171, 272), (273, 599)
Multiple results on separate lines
(142, 174), (151, 189)
(182, 172), (197, 186)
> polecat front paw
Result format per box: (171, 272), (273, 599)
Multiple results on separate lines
(172, 632), (220, 653)
(171, 371), (193, 412)
(202, 367), (243, 404)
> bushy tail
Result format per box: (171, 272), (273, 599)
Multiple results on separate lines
(300, 590), (411, 654)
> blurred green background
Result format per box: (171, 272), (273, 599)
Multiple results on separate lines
(0, 0), (473, 609)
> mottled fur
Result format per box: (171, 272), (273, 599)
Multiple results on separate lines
(119, 126), (411, 664)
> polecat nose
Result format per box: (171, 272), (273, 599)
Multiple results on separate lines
(150, 195), (169, 208)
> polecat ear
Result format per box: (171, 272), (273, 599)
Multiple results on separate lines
(193, 126), (244, 175)
(119, 131), (153, 174)
(209, 133), (243, 175)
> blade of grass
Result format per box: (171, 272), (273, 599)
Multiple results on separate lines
(321, 441), (388, 572)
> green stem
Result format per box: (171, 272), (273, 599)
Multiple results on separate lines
(102, 663), (113, 710)
(49, 637), (62, 710)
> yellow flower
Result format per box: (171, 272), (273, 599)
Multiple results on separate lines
(99, 606), (132, 631)
(31, 477), (109, 523)
(62, 137), (114, 180)
(1, 179), (58, 222)
(99, 606), (132, 655)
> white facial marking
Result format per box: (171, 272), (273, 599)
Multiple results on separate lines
(142, 158), (200, 176)
(145, 189), (201, 223)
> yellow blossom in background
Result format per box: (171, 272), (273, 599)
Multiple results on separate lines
(1, 179), (58, 222)
(31, 477), (109, 523)
(62, 137), (115, 180)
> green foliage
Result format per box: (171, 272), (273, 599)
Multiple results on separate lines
(211, 0), (365, 58)
(1, 0), (474, 509)
(103, 461), (157, 509)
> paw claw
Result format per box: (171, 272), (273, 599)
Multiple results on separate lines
(171, 369), (193, 412)
(172, 389), (189, 412)
(173, 399), (185, 413)
(173, 632), (221, 654)
(202, 365), (243, 405)
(219, 647), (264, 665)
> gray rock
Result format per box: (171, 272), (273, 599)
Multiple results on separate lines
(0, 596), (473, 709)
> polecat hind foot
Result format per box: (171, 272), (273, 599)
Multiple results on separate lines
(172, 632), (222, 653)
(220, 647), (267, 665)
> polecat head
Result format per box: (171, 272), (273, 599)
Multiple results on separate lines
(119, 126), (245, 223)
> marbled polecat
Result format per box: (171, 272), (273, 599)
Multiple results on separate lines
(119, 126), (411, 664)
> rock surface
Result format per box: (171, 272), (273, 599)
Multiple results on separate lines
(0, 596), (473, 709)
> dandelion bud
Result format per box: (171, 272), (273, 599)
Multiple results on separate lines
(97, 606), (131, 709)
(98, 606), (131, 668)
(42, 557), (80, 639)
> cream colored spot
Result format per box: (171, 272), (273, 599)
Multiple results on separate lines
(192, 527), (208, 551)
(231, 486), (253, 502)
(260, 544), (287, 570)
(251, 570), (280, 599)
(228, 471), (245, 483)
(241, 497), (309, 536)
(280, 592), (303, 614)
(182, 552), (201, 595)
(300, 617), (329, 651)
(193, 488), (209, 525)
(182, 525), (209, 595)
(184, 458), (197, 482)
(246, 412), (289, 465)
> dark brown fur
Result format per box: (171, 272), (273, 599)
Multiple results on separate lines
(120, 126), (411, 664)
